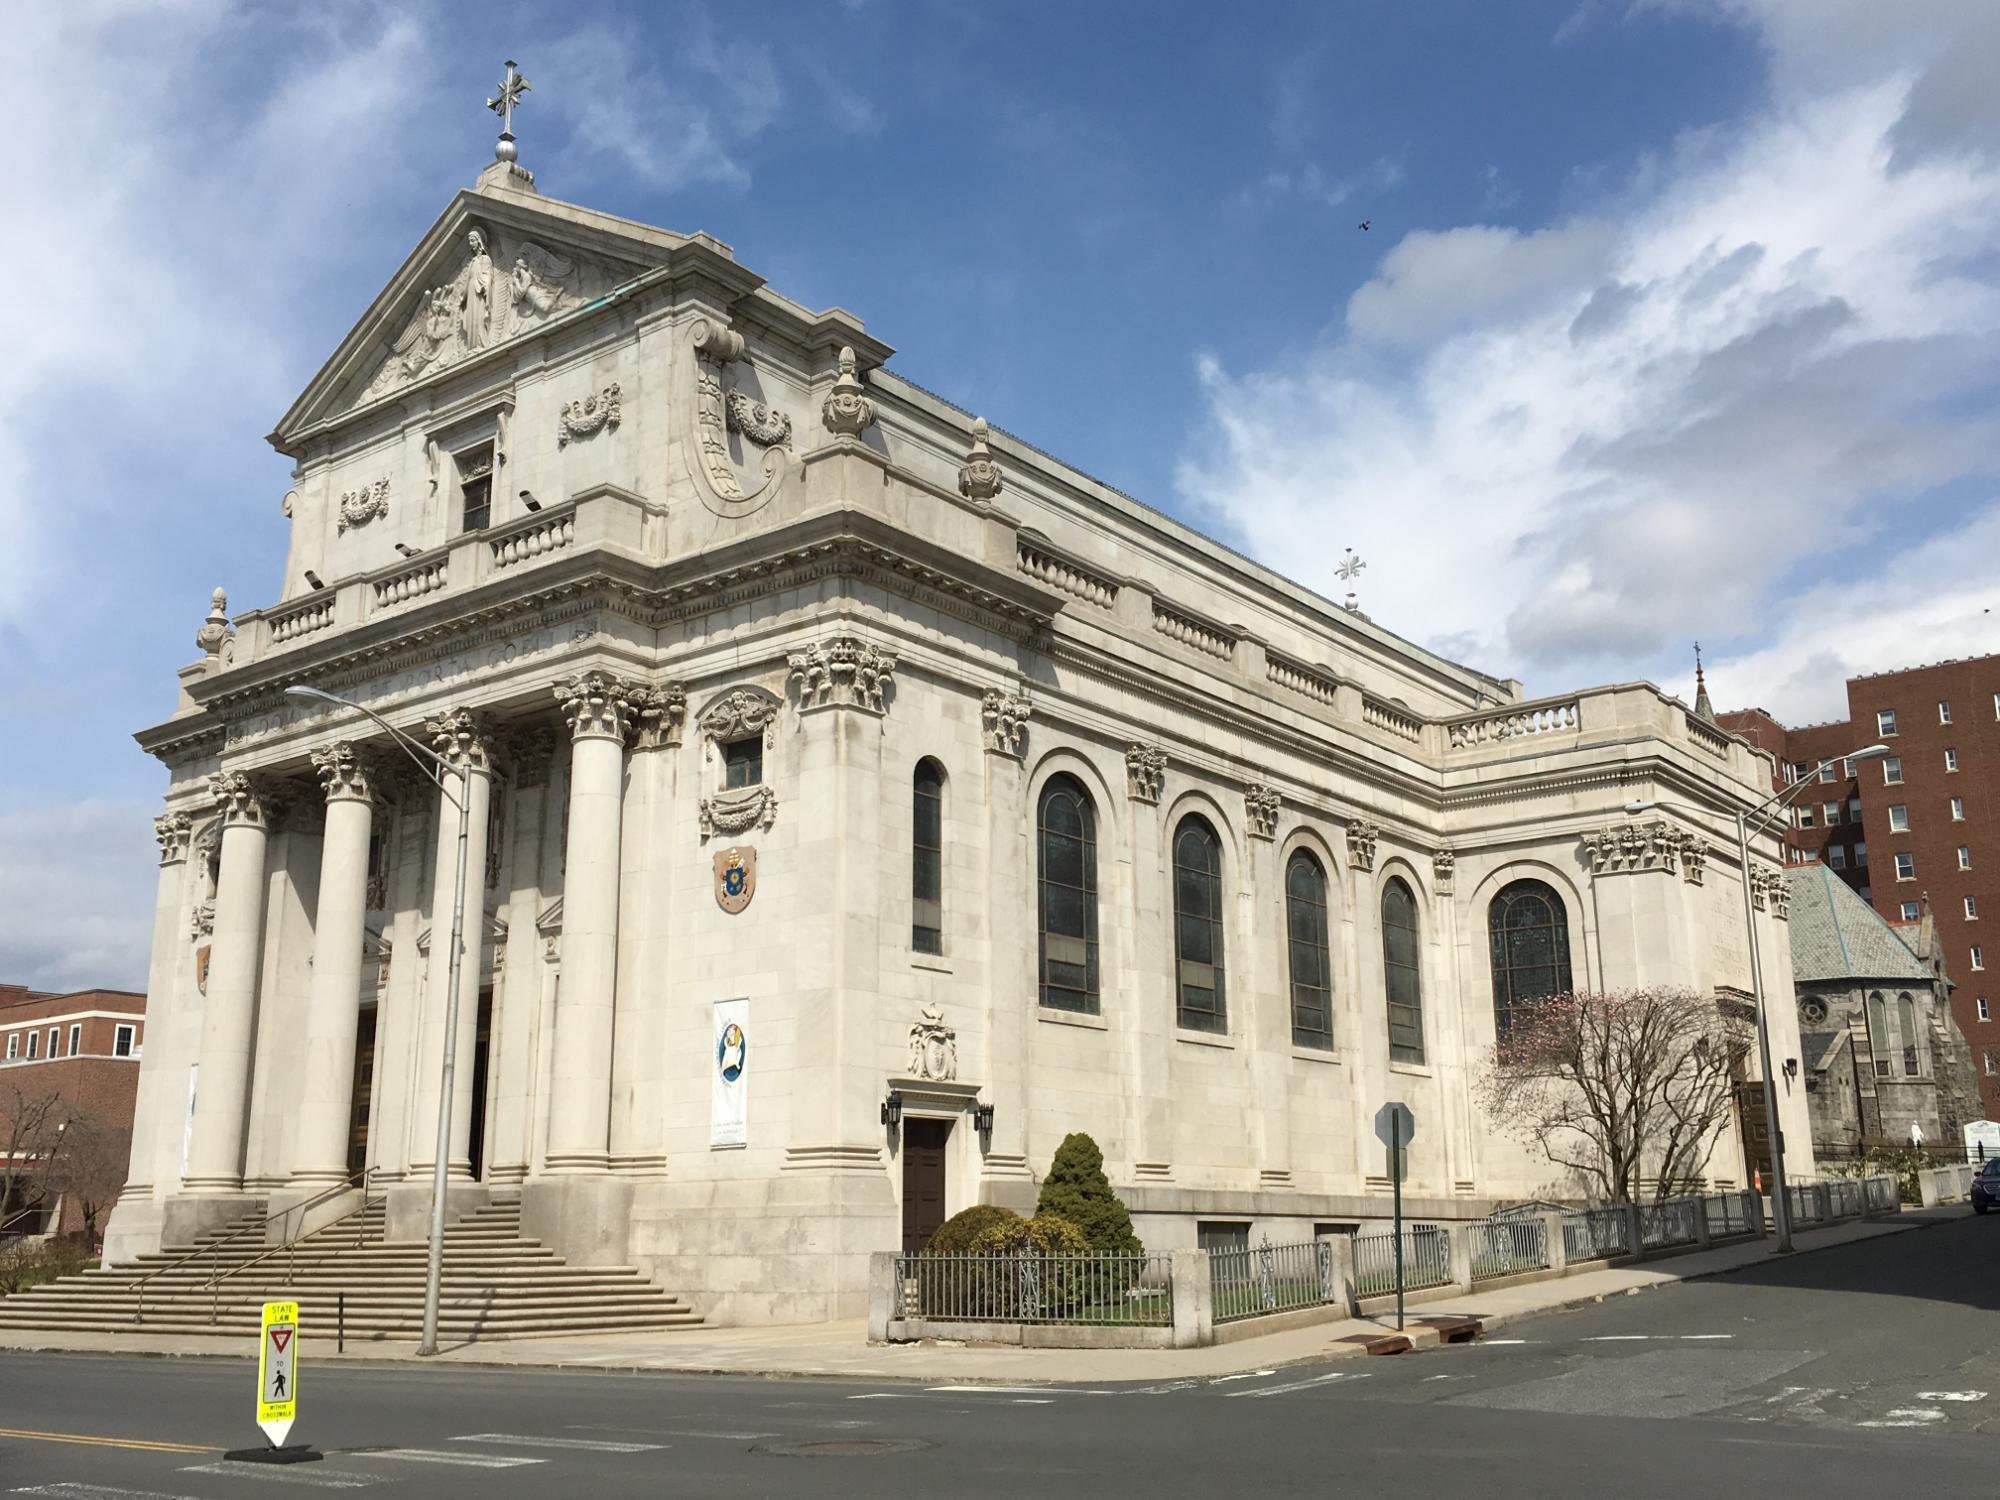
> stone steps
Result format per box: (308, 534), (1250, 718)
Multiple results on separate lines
(0, 1197), (701, 1340)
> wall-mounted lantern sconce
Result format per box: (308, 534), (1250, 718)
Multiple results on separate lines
(880, 1091), (903, 1130)
(1783, 1057), (1799, 1081)
(973, 1102), (995, 1135)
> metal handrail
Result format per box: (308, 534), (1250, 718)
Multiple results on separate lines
(200, 1172), (385, 1325)
(135, 1167), (372, 1324)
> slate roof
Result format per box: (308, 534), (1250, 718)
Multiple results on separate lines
(1787, 865), (1930, 983)
(1799, 1028), (1850, 1075)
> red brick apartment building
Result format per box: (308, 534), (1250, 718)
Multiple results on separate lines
(1721, 654), (2000, 1118)
(0, 984), (146, 1237)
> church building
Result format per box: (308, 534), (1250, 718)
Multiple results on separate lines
(104, 100), (1812, 1324)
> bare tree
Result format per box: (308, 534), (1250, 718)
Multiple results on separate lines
(1476, 988), (1749, 1204)
(46, 1112), (129, 1245)
(0, 1080), (74, 1224)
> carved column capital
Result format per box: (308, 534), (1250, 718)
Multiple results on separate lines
(155, 811), (194, 865)
(208, 770), (274, 829)
(632, 682), (689, 751)
(788, 636), (898, 714)
(1344, 818), (1380, 873)
(311, 741), (380, 804)
(821, 345), (876, 437)
(1433, 845), (1456, 895)
(554, 672), (640, 744)
(1245, 782), (1282, 840)
(1125, 744), (1166, 803)
(424, 707), (497, 774)
(981, 689), (1031, 757)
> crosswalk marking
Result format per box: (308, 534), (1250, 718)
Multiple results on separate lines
(352, 1448), (544, 1469)
(179, 1464), (378, 1489)
(450, 1433), (666, 1453)
(12, 1486), (205, 1499)
(1226, 1371), (1372, 1399)
(1916, 1390), (1986, 1402)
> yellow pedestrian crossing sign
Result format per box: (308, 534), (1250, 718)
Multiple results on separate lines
(257, 1300), (298, 1447)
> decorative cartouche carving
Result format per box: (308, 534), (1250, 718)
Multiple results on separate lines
(958, 417), (1003, 502)
(556, 383), (621, 447)
(631, 682), (689, 752)
(424, 708), (495, 774)
(1433, 846), (1456, 894)
(554, 671), (640, 742)
(209, 771), (270, 829)
(311, 741), (378, 803)
(788, 636), (898, 714)
(337, 477), (390, 532)
(908, 1002), (958, 1082)
(700, 689), (780, 747)
(361, 228), (580, 403)
(981, 689), (1030, 757)
(1345, 818), (1380, 872)
(1125, 744), (1166, 803)
(821, 345), (875, 437)
(195, 588), (232, 657)
(725, 389), (793, 447)
(700, 785), (778, 841)
(154, 812), (193, 865)
(1245, 782), (1282, 840)
(1582, 819), (1678, 877)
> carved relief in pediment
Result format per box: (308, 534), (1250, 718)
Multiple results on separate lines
(354, 225), (618, 407)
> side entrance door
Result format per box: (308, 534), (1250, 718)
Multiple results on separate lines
(901, 1118), (951, 1255)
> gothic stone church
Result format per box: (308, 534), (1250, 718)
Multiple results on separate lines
(104, 144), (1812, 1324)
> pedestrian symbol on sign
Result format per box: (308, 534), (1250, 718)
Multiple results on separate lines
(256, 1301), (299, 1448)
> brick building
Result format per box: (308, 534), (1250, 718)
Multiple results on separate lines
(1721, 654), (2000, 1120)
(0, 984), (146, 1237)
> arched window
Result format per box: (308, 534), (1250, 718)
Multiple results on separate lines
(1867, 992), (1892, 1078)
(1174, 816), (1227, 1032)
(1037, 776), (1099, 1013)
(912, 760), (944, 955)
(1286, 851), (1333, 1048)
(1488, 879), (1574, 1038)
(1382, 877), (1424, 1064)
(1898, 992), (1920, 1077)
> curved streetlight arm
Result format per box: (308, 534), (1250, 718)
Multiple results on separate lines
(283, 685), (462, 809)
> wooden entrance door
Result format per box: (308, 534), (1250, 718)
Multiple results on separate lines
(467, 987), (494, 1180)
(901, 1118), (952, 1254)
(345, 1006), (377, 1178)
(1737, 1081), (1775, 1188)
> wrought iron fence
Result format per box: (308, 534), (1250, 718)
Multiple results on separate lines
(895, 1250), (1174, 1327)
(1703, 1190), (1753, 1239)
(1210, 1239), (1338, 1324)
(1786, 1183), (1825, 1226)
(1353, 1226), (1452, 1298)
(1561, 1206), (1630, 1263)
(1640, 1198), (1701, 1250)
(1469, 1218), (1548, 1282)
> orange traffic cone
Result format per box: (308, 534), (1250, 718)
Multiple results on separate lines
(1753, 1167), (1764, 1194)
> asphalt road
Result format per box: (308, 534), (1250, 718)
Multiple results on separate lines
(4, 1212), (1997, 1499)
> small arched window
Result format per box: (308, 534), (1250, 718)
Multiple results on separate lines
(912, 760), (944, 955)
(1174, 816), (1227, 1033)
(1037, 776), (1099, 1013)
(1867, 992), (1892, 1078)
(1286, 851), (1333, 1048)
(1898, 992), (1920, 1077)
(1382, 877), (1424, 1064)
(1488, 879), (1574, 1039)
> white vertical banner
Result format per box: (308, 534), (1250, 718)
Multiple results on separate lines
(711, 998), (749, 1148)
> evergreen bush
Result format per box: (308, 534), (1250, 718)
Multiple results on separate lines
(923, 1203), (1019, 1255)
(1036, 1132), (1140, 1255)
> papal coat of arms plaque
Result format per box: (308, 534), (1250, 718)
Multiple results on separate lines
(713, 845), (756, 913)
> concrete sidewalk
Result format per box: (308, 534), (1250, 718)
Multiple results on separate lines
(0, 1208), (1959, 1383)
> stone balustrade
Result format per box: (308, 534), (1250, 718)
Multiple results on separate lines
(1445, 697), (1582, 749)
(1017, 535), (1118, 609)
(1266, 652), (1340, 708)
(1152, 601), (1236, 660)
(373, 556), (449, 608)
(490, 506), (576, 571)
(267, 596), (335, 644)
(1361, 694), (1424, 743)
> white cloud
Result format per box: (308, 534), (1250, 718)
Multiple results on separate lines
(1181, 25), (2000, 725)
(0, 801), (158, 992)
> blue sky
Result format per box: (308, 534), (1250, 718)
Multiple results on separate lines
(5, 0), (1999, 989)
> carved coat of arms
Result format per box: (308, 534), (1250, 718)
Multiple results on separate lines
(713, 846), (756, 914)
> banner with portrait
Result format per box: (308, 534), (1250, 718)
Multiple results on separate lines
(711, 998), (749, 1148)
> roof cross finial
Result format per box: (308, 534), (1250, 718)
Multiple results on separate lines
(487, 59), (531, 163)
(1335, 547), (1367, 614)
(1692, 640), (1717, 723)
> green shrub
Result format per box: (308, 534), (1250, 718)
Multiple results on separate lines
(1036, 1132), (1140, 1255)
(923, 1204), (1019, 1255)
(965, 1212), (1090, 1257)
(0, 1237), (96, 1297)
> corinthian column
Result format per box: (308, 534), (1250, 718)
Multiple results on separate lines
(545, 672), (637, 1173)
(410, 709), (494, 1181)
(290, 743), (378, 1187)
(118, 812), (194, 1202)
(183, 772), (274, 1193)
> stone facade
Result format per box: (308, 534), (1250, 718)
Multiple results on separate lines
(102, 154), (1814, 1323)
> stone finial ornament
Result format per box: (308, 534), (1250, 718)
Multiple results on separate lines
(195, 588), (232, 657)
(958, 417), (1003, 502)
(821, 346), (875, 437)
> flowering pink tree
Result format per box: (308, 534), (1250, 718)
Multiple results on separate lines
(1476, 988), (1748, 1204)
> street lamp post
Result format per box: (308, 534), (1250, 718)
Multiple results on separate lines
(1629, 741), (1887, 1255)
(286, 684), (467, 1356)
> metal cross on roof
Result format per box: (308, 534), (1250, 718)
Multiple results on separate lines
(487, 59), (531, 138)
(1335, 549), (1366, 583)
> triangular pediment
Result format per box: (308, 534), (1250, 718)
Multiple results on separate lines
(271, 182), (749, 449)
